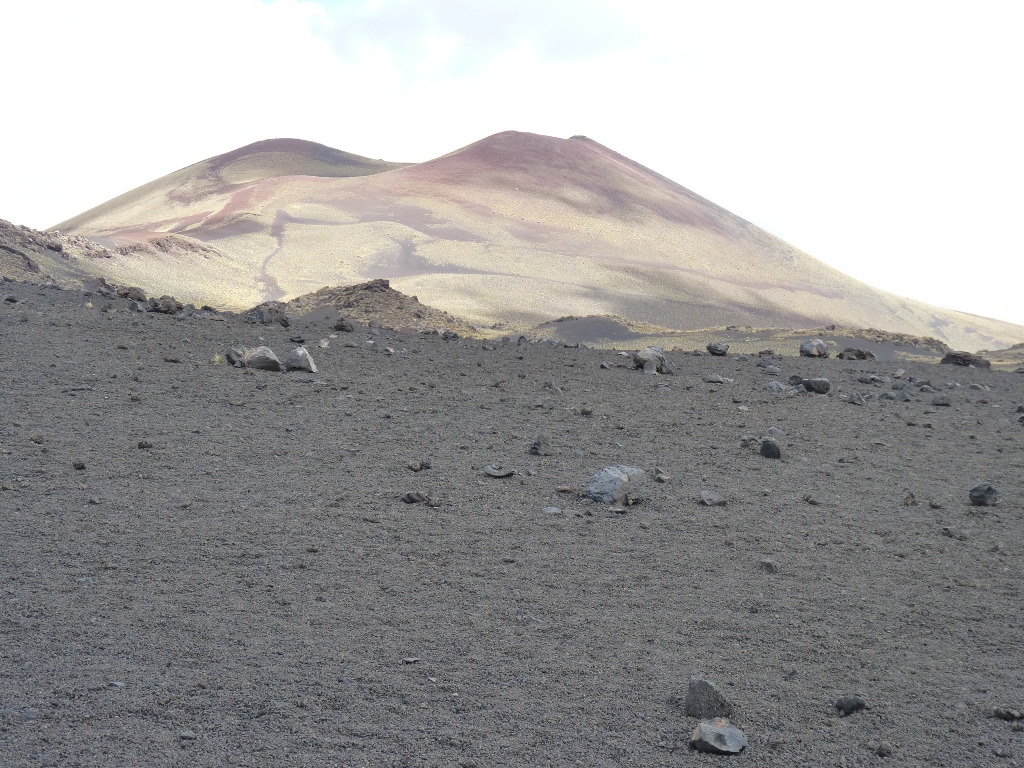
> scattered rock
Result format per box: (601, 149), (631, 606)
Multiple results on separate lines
(137, 440), (152, 450)
(483, 463), (515, 478)
(333, 317), (354, 332)
(706, 342), (729, 356)
(802, 378), (831, 394)
(528, 435), (552, 456)
(759, 558), (779, 573)
(226, 346), (283, 371)
(969, 483), (999, 506)
(71, 459), (86, 470)
(407, 460), (431, 472)
(247, 302), (290, 327)
(703, 375), (729, 384)
(700, 490), (727, 507)
(685, 677), (734, 718)
(632, 346), (673, 374)
(799, 338), (830, 358)
(401, 492), (439, 507)
(993, 708), (1024, 721)
(179, 729), (197, 741)
(759, 441), (782, 459)
(766, 380), (791, 393)
(835, 695), (868, 716)
(931, 395), (952, 406)
(838, 347), (876, 360)
(940, 351), (991, 368)
(283, 346), (317, 373)
(875, 741), (894, 757)
(587, 466), (645, 504)
(148, 295), (183, 314)
(690, 718), (747, 755)
(654, 467), (672, 483)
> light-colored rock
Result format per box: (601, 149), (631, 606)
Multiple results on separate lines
(632, 346), (673, 374)
(690, 718), (747, 755)
(283, 346), (317, 373)
(587, 466), (645, 504)
(799, 338), (829, 358)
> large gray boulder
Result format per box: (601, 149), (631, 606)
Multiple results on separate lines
(226, 346), (283, 371)
(799, 338), (830, 358)
(941, 351), (991, 368)
(631, 347), (673, 374)
(706, 342), (729, 357)
(283, 346), (317, 373)
(587, 466), (646, 504)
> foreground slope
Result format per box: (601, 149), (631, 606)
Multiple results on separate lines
(2, 280), (1023, 766)
(54, 132), (1024, 351)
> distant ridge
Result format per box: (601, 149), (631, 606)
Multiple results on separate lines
(42, 131), (1024, 351)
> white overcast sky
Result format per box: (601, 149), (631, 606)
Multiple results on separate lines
(2, 0), (1021, 325)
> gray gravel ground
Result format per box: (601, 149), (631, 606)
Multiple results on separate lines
(2, 281), (1023, 767)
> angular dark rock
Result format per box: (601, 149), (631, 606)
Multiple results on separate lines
(941, 351), (991, 368)
(588, 466), (645, 504)
(706, 342), (729, 356)
(931, 395), (952, 406)
(333, 317), (354, 332)
(802, 378), (831, 394)
(759, 440), (782, 459)
(246, 302), (290, 327)
(969, 483), (999, 506)
(685, 677), (734, 718)
(799, 338), (830, 358)
(838, 347), (876, 360)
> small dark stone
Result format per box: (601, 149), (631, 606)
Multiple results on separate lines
(802, 378), (831, 394)
(333, 317), (354, 332)
(835, 695), (868, 716)
(759, 440), (781, 459)
(527, 435), (552, 456)
(969, 483), (999, 506)
(71, 459), (86, 470)
(838, 347), (876, 360)
(932, 395), (952, 406)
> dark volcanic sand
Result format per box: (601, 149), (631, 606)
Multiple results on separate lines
(2, 281), (1023, 767)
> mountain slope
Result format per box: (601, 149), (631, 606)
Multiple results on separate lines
(51, 132), (1024, 351)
